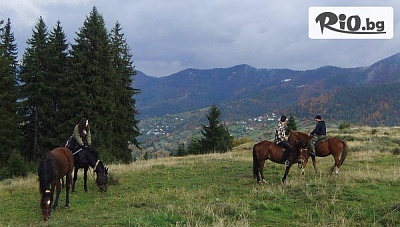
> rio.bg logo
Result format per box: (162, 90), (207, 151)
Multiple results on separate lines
(309, 7), (393, 39)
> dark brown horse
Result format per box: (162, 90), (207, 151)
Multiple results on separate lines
(61, 138), (108, 193)
(38, 147), (74, 221)
(288, 131), (347, 175)
(253, 140), (301, 184)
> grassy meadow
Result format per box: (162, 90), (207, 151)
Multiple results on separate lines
(0, 126), (399, 226)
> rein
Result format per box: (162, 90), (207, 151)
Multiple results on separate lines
(73, 148), (83, 155)
(93, 159), (100, 171)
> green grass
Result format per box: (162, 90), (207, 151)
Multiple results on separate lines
(1, 132), (400, 226)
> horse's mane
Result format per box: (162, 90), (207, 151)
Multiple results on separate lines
(38, 154), (55, 193)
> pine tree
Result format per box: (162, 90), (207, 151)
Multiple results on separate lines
(0, 18), (20, 166)
(19, 17), (50, 161)
(199, 104), (233, 153)
(109, 21), (140, 162)
(286, 115), (298, 134)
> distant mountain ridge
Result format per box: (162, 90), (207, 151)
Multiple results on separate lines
(133, 53), (400, 126)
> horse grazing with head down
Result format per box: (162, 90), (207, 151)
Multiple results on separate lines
(61, 138), (108, 192)
(38, 147), (74, 221)
(71, 146), (108, 192)
(253, 140), (303, 184)
(288, 131), (347, 175)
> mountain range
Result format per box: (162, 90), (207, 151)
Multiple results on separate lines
(133, 53), (400, 126)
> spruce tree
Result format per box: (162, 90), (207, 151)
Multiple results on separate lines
(286, 115), (297, 134)
(109, 21), (140, 162)
(0, 18), (20, 166)
(45, 21), (70, 148)
(199, 104), (233, 153)
(19, 17), (50, 161)
(69, 7), (126, 161)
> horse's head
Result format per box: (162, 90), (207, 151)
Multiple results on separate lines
(40, 189), (52, 221)
(94, 160), (108, 192)
(288, 131), (311, 143)
(298, 145), (310, 168)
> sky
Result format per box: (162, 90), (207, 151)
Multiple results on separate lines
(1, 0), (399, 77)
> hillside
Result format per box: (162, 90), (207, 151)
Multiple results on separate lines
(1, 126), (399, 226)
(133, 53), (400, 126)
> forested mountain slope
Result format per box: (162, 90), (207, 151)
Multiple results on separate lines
(133, 53), (400, 126)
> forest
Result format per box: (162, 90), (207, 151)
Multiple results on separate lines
(0, 7), (140, 179)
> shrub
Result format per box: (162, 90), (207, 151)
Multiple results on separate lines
(339, 122), (351, 130)
(391, 147), (400, 155)
(7, 151), (28, 178)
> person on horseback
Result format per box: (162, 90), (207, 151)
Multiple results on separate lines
(274, 115), (293, 166)
(309, 115), (326, 156)
(67, 118), (92, 152)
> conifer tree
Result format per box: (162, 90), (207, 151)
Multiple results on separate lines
(70, 7), (134, 161)
(0, 18), (20, 166)
(44, 21), (70, 148)
(109, 21), (140, 162)
(286, 115), (297, 134)
(19, 17), (50, 161)
(199, 104), (233, 153)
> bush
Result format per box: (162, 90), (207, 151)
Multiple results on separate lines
(339, 122), (351, 130)
(391, 147), (400, 155)
(7, 151), (28, 178)
(232, 137), (252, 147)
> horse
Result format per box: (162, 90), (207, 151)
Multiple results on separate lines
(288, 131), (347, 175)
(61, 139), (108, 192)
(38, 147), (74, 221)
(252, 140), (302, 184)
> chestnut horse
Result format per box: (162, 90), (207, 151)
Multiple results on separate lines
(288, 131), (347, 175)
(253, 140), (302, 184)
(38, 147), (74, 221)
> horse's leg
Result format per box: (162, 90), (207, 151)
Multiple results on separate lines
(282, 165), (292, 184)
(311, 156), (317, 173)
(72, 167), (78, 193)
(301, 156), (310, 175)
(259, 160), (266, 183)
(330, 154), (340, 174)
(65, 173), (72, 208)
(61, 177), (65, 189)
(83, 166), (89, 192)
(52, 180), (61, 210)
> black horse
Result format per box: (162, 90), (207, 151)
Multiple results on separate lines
(61, 139), (108, 192)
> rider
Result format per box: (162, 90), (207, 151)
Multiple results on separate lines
(274, 115), (293, 166)
(309, 115), (326, 156)
(68, 118), (92, 152)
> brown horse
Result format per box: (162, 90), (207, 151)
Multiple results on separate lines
(253, 140), (302, 184)
(288, 131), (347, 175)
(38, 147), (74, 221)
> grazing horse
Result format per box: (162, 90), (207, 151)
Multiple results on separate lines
(61, 139), (108, 192)
(38, 147), (74, 221)
(253, 140), (301, 184)
(288, 131), (347, 175)
(72, 147), (108, 192)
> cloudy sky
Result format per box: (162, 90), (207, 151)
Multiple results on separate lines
(1, 0), (399, 76)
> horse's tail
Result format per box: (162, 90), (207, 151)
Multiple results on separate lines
(339, 141), (348, 166)
(253, 144), (259, 179)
